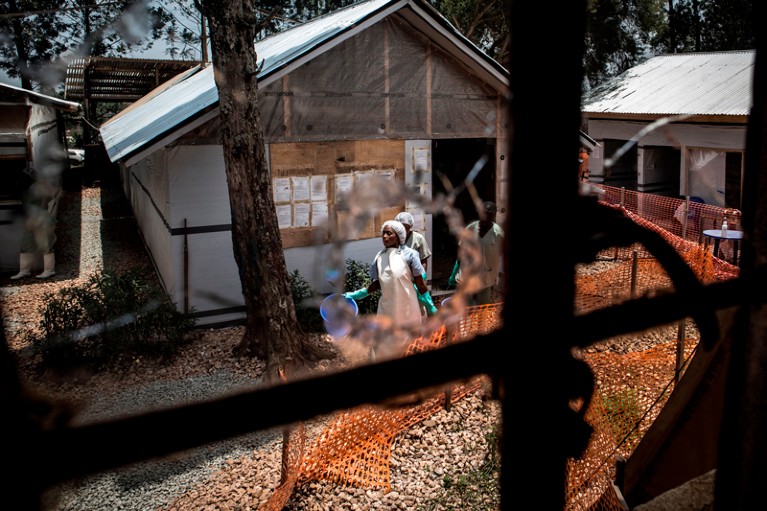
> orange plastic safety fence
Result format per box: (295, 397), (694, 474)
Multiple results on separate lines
(598, 184), (741, 248)
(257, 424), (306, 511)
(296, 303), (502, 491)
(258, 304), (501, 511)
(565, 339), (699, 510)
(259, 190), (741, 510)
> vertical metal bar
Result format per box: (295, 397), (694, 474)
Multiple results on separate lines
(184, 218), (189, 314)
(505, 1), (586, 508)
(715, 15), (767, 508)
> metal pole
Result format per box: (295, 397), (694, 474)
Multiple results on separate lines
(184, 218), (189, 314)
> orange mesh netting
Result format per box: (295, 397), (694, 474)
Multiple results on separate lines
(258, 188), (740, 511)
(566, 339), (700, 510)
(259, 303), (502, 511)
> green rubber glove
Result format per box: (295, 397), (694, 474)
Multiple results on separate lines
(343, 287), (369, 301)
(417, 289), (438, 315)
(415, 273), (437, 316)
(447, 260), (460, 288)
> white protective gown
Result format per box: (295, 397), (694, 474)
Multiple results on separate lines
(375, 247), (422, 328)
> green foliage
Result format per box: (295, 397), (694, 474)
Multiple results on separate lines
(288, 262), (384, 332)
(600, 386), (644, 451)
(34, 268), (195, 372)
(697, 0), (755, 51)
(289, 269), (324, 333)
(584, 0), (755, 88)
(585, 0), (663, 86)
(430, 0), (509, 64)
(419, 424), (501, 510)
(0, 0), (68, 88)
(344, 258), (381, 316)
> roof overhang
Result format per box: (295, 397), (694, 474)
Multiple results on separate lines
(583, 112), (749, 125)
(0, 82), (80, 112)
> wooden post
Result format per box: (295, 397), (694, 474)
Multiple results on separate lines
(675, 320), (685, 385)
(630, 250), (638, 299)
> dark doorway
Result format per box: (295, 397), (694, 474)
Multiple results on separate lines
(725, 151), (743, 209)
(430, 138), (496, 291)
(601, 138), (638, 190)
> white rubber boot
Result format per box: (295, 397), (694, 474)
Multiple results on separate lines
(36, 253), (56, 279)
(10, 253), (33, 280)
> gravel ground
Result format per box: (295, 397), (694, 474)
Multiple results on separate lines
(1, 179), (698, 511)
(1, 180), (503, 511)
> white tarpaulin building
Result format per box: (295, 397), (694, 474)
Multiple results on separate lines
(100, 0), (510, 326)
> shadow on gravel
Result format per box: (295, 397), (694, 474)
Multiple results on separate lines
(97, 169), (155, 276)
(55, 175), (83, 281)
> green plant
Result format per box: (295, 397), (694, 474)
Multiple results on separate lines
(289, 268), (314, 305)
(428, 424), (501, 510)
(289, 269), (324, 333)
(600, 387), (644, 451)
(344, 258), (381, 315)
(34, 268), (195, 372)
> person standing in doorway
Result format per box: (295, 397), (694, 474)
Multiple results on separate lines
(394, 211), (438, 316)
(394, 211), (432, 272)
(448, 200), (504, 305)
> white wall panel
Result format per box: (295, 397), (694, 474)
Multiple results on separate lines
(167, 145), (230, 229)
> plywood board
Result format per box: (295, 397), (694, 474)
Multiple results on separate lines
(269, 140), (407, 248)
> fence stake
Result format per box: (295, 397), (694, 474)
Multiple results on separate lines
(675, 320), (685, 385)
(630, 250), (638, 299)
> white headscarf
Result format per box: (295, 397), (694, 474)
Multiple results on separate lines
(382, 220), (407, 245)
(395, 211), (415, 227)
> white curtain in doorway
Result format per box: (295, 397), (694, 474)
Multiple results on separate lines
(687, 149), (725, 207)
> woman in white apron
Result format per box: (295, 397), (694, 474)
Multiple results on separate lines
(344, 220), (427, 328)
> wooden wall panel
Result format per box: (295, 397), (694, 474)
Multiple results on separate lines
(270, 140), (406, 248)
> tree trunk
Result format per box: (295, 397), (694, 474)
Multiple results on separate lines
(198, 0), (336, 378)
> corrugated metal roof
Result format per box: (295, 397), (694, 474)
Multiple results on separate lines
(65, 57), (201, 102)
(581, 50), (754, 117)
(0, 81), (80, 112)
(100, 0), (507, 163)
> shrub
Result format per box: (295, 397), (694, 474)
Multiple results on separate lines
(34, 268), (195, 371)
(287, 260), (381, 331)
(289, 269), (324, 333)
(344, 258), (381, 315)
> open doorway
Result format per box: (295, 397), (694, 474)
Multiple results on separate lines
(430, 138), (497, 291)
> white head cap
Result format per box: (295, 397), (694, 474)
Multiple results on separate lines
(382, 220), (407, 245)
(395, 211), (415, 227)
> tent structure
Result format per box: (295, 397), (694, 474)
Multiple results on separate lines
(0, 83), (80, 273)
(581, 50), (753, 209)
(99, 0), (510, 326)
